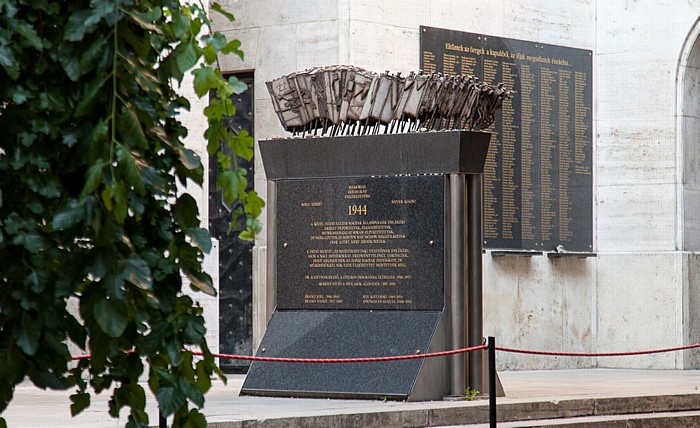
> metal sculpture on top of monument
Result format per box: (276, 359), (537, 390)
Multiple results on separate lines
(267, 65), (512, 136)
(242, 65), (511, 401)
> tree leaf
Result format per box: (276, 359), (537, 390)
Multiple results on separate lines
(185, 271), (215, 296)
(221, 39), (244, 61)
(74, 75), (109, 117)
(171, 10), (190, 39)
(112, 182), (129, 223)
(192, 67), (217, 97)
(227, 74), (247, 94)
(187, 227), (211, 253)
(243, 190), (265, 218)
(156, 386), (186, 417)
(178, 147), (201, 170)
(93, 300), (128, 338)
(78, 35), (108, 77)
(52, 200), (85, 231)
(70, 392), (91, 416)
(217, 167), (246, 205)
(0, 45), (18, 79)
(119, 105), (149, 149)
(181, 408), (207, 428)
(80, 161), (105, 199)
(175, 41), (199, 76)
(64, 10), (95, 41)
(0, 45), (14, 66)
(15, 21), (43, 51)
(230, 130), (254, 161)
(173, 194), (199, 229)
(122, 254), (152, 290)
(116, 144), (146, 195)
(210, 2), (236, 22)
(12, 232), (45, 253)
(15, 313), (40, 356)
(211, 3), (235, 22)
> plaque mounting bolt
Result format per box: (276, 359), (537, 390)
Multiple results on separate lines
(415, 349), (421, 354)
(261, 348), (267, 353)
(283, 242), (288, 248)
(429, 240), (434, 246)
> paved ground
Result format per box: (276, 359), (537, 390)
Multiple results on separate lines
(3, 369), (700, 427)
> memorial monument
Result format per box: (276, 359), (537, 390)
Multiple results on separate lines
(240, 66), (510, 400)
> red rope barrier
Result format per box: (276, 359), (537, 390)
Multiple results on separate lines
(193, 345), (488, 363)
(70, 342), (700, 362)
(495, 342), (700, 357)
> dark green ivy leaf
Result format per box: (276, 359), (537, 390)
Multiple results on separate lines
(15, 21), (43, 51)
(80, 161), (105, 199)
(122, 254), (152, 290)
(156, 386), (186, 417)
(173, 194), (199, 229)
(93, 300), (128, 338)
(70, 392), (91, 416)
(116, 145), (146, 196)
(64, 10), (96, 41)
(179, 148), (201, 171)
(185, 271), (215, 296)
(74, 75), (109, 117)
(15, 313), (41, 355)
(0, 45), (19, 80)
(187, 227), (212, 253)
(52, 200), (85, 231)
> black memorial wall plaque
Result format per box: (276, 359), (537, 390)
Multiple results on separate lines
(421, 26), (593, 252)
(276, 175), (444, 311)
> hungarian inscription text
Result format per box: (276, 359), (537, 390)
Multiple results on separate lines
(276, 175), (444, 310)
(421, 27), (593, 252)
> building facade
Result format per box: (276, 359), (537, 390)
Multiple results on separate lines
(202, 0), (700, 370)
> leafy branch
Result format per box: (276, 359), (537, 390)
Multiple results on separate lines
(0, 1), (260, 427)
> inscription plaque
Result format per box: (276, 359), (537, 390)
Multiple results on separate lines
(420, 26), (593, 252)
(276, 175), (444, 311)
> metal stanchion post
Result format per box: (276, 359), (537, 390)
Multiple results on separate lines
(488, 336), (496, 428)
(159, 411), (166, 428)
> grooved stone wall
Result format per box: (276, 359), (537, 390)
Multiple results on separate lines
(211, 1), (700, 369)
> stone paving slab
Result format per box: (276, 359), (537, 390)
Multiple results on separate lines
(3, 369), (700, 427)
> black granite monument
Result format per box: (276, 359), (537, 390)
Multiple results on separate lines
(240, 130), (493, 401)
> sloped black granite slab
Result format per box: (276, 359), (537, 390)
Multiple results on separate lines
(240, 310), (442, 399)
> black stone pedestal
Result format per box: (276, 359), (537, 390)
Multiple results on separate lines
(241, 131), (492, 400)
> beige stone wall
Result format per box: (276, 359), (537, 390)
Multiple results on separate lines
(211, 1), (700, 369)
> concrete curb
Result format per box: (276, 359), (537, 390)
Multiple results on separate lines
(190, 393), (700, 428)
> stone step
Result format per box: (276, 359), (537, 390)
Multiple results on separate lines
(201, 393), (700, 428)
(450, 410), (700, 427)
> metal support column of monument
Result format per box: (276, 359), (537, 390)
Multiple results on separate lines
(265, 180), (277, 325)
(467, 174), (484, 393)
(448, 173), (466, 397)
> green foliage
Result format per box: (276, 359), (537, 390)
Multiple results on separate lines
(0, 1), (261, 427)
(465, 387), (480, 401)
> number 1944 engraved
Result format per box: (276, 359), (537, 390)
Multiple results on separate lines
(348, 204), (367, 215)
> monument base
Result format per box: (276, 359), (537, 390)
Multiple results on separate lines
(240, 310), (448, 401)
